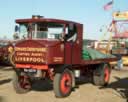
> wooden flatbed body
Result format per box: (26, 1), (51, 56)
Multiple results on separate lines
(81, 57), (117, 65)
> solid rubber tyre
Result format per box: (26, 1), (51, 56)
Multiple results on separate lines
(93, 63), (111, 86)
(53, 69), (73, 98)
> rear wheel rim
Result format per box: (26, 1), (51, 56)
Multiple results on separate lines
(60, 73), (72, 95)
(104, 67), (110, 82)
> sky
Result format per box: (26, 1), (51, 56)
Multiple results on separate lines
(0, 0), (128, 40)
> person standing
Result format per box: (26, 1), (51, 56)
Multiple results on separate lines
(117, 54), (123, 70)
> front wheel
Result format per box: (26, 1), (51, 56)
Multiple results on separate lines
(12, 71), (31, 94)
(53, 69), (73, 98)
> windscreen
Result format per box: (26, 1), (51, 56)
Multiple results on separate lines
(18, 23), (64, 40)
(32, 23), (64, 40)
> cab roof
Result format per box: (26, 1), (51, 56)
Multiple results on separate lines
(16, 16), (82, 25)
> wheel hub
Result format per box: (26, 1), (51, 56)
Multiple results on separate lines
(104, 67), (109, 82)
(61, 73), (72, 94)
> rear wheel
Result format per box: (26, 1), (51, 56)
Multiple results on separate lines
(53, 69), (73, 97)
(93, 63), (111, 86)
(12, 71), (31, 94)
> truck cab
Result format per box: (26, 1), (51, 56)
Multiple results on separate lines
(14, 16), (83, 66)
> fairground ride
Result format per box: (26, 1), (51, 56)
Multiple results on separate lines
(110, 11), (128, 66)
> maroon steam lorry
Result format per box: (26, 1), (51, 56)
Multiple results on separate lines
(12, 15), (116, 97)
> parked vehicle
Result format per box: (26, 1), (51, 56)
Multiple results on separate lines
(0, 40), (15, 65)
(12, 15), (117, 97)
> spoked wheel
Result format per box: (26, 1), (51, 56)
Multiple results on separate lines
(53, 69), (73, 98)
(12, 71), (31, 94)
(93, 63), (111, 86)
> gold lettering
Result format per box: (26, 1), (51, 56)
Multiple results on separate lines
(53, 57), (63, 62)
(31, 53), (43, 57)
(30, 58), (33, 62)
(15, 57), (45, 63)
(15, 47), (47, 52)
(26, 57), (29, 62)
(33, 58), (36, 62)
(16, 52), (30, 56)
(36, 58), (39, 62)
(20, 57), (22, 61)
(15, 57), (18, 61)
(41, 58), (44, 63)
(23, 57), (25, 62)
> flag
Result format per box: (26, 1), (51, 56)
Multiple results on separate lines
(104, 1), (113, 11)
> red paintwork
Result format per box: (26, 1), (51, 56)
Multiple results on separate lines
(16, 64), (48, 70)
(15, 17), (83, 66)
(14, 16), (116, 70)
(65, 43), (72, 64)
(16, 18), (81, 25)
(15, 39), (64, 64)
